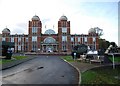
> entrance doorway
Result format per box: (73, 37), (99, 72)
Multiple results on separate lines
(46, 46), (53, 52)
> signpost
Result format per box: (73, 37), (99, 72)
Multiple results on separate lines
(108, 53), (115, 69)
(74, 52), (76, 60)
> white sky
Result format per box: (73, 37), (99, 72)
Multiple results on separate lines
(0, 0), (119, 45)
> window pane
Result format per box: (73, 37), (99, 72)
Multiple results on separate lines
(93, 37), (96, 42)
(62, 36), (67, 41)
(71, 37), (74, 42)
(32, 36), (37, 42)
(2, 37), (5, 41)
(26, 38), (28, 42)
(62, 27), (67, 33)
(44, 37), (56, 43)
(78, 37), (81, 42)
(84, 37), (87, 42)
(18, 45), (21, 50)
(18, 37), (21, 42)
(32, 27), (37, 33)
(11, 37), (14, 42)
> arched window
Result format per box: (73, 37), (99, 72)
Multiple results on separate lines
(44, 37), (56, 43)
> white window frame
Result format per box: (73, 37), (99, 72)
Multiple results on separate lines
(71, 37), (74, 42)
(18, 37), (21, 42)
(32, 27), (37, 33)
(26, 38), (28, 42)
(93, 37), (96, 42)
(62, 27), (67, 33)
(11, 37), (14, 42)
(32, 45), (36, 51)
(18, 45), (21, 50)
(32, 36), (37, 42)
(2, 37), (5, 41)
(62, 36), (67, 42)
(84, 37), (87, 42)
(78, 37), (81, 42)
(62, 45), (66, 51)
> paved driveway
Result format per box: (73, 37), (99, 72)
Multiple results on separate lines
(2, 55), (79, 84)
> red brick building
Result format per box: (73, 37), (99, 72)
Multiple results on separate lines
(2, 15), (99, 54)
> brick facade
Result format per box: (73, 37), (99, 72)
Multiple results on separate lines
(2, 15), (99, 53)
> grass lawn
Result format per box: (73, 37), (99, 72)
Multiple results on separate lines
(0, 56), (28, 64)
(12, 56), (27, 60)
(108, 56), (120, 63)
(60, 56), (75, 62)
(81, 65), (120, 84)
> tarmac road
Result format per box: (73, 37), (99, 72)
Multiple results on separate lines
(2, 55), (79, 84)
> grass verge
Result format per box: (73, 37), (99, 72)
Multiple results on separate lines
(60, 56), (75, 62)
(81, 65), (120, 84)
(108, 56), (120, 63)
(0, 56), (28, 64)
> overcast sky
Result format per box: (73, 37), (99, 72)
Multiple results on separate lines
(0, 0), (119, 45)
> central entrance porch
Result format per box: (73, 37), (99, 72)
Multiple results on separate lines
(42, 44), (58, 52)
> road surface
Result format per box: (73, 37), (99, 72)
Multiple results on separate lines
(2, 55), (79, 84)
